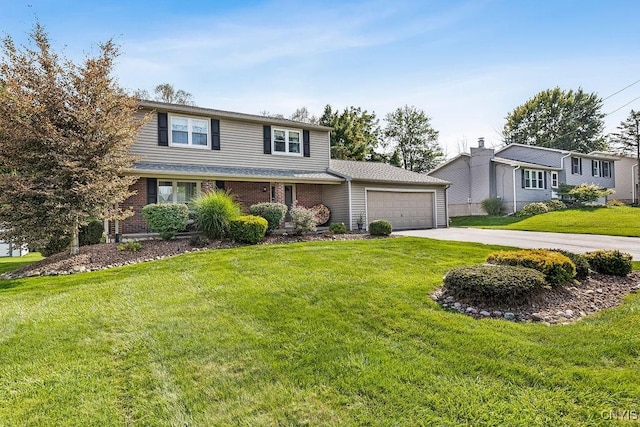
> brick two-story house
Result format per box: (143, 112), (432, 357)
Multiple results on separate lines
(428, 139), (616, 216)
(109, 100), (450, 237)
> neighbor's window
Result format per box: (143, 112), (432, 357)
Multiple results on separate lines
(158, 181), (199, 204)
(551, 171), (558, 188)
(571, 157), (581, 174)
(591, 159), (612, 178)
(170, 115), (209, 148)
(592, 160), (600, 177)
(524, 169), (544, 189)
(602, 161), (611, 178)
(273, 128), (302, 155)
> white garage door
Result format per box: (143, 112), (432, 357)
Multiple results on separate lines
(367, 191), (434, 230)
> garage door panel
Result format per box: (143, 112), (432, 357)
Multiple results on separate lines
(367, 191), (434, 230)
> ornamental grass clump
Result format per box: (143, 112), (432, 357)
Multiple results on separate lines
(486, 249), (576, 286)
(443, 264), (547, 304)
(248, 202), (287, 233)
(584, 250), (632, 276)
(192, 190), (241, 239)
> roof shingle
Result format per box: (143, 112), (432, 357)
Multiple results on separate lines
(328, 160), (449, 185)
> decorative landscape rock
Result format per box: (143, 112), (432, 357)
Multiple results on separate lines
(432, 271), (640, 324)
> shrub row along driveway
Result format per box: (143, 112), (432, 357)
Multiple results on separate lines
(396, 228), (640, 260)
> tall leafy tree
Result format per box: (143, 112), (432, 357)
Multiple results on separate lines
(289, 106), (318, 124)
(503, 87), (607, 153)
(383, 105), (443, 172)
(612, 109), (640, 204)
(135, 83), (195, 105)
(319, 105), (381, 160)
(0, 24), (147, 254)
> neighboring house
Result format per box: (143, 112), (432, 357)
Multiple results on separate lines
(109, 100), (449, 237)
(590, 151), (638, 204)
(0, 231), (28, 257)
(428, 139), (616, 216)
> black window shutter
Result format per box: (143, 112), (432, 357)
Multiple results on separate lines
(521, 169), (525, 188)
(147, 178), (158, 204)
(303, 130), (310, 157)
(211, 119), (220, 150)
(544, 172), (547, 189)
(579, 158), (583, 175)
(263, 125), (272, 154)
(158, 113), (168, 146)
(215, 180), (225, 190)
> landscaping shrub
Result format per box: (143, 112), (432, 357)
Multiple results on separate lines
(310, 204), (331, 226)
(40, 236), (71, 257)
(369, 219), (392, 236)
(328, 222), (347, 234)
(79, 219), (104, 246)
(189, 234), (210, 248)
(481, 197), (503, 216)
(568, 183), (614, 205)
(192, 190), (241, 239)
(141, 203), (190, 240)
(117, 241), (142, 252)
(290, 203), (317, 234)
(607, 199), (626, 207)
(486, 249), (576, 286)
(248, 202), (287, 232)
(544, 200), (567, 211)
(229, 215), (268, 244)
(546, 248), (590, 280)
(584, 250), (632, 276)
(516, 202), (548, 217)
(443, 265), (547, 303)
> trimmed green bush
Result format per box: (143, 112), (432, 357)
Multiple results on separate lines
(79, 219), (104, 246)
(516, 202), (548, 217)
(192, 190), (242, 239)
(369, 219), (392, 236)
(229, 215), (268, 244)
(486, 249), (576, 286)
(584, 250), (632, 276)
(443, 265), (547, 303)
(544, 200), (567, 211)
(481, 197), (503, 216)
(249, 202), (287, 232)
(328, 222), (347, 234)
(290, 203), (317, 235)
(40, 236), (71, 257)
(545, 249), (590, 280)
(141, 203), (190, 240)
(117, 241), (142, 252)
(189, 234), (210, 248)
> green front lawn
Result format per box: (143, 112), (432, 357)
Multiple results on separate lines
(1, 238), (639, 426)
(451, 206), (640, 237)
(0, 252), (43, 275)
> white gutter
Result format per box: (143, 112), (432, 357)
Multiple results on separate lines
(512, 166), (520, 214)
(633, 163), (638, 204)
(347, 180), (353, 231)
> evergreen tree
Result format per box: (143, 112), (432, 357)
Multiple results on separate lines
(612, 110), (640, 204)
(319, 105), (381, 160)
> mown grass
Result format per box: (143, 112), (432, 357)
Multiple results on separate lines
(451, 206), (640, 237)
(0, 252), (43, 275)
(1, 238), (639, 426)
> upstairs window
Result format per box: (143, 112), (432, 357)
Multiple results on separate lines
(524, 169), (544, 189)
(591, 160), (600, 177)
(602, 161), (611, 178)
(273, 128), (302, 155)
(571, 157), (582, 175)
(592, 160), (612, 178)
(551, 171), (559, 188)
(170, 115), (209, 148)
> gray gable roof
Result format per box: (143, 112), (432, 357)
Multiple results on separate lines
(328, 159), (449, 185)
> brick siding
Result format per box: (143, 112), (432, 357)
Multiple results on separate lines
(225, 181), (271, 213)
(295, 183), (323, 208)
(120, 179), (149, 234)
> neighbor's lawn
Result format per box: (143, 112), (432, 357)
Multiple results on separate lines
(451, 206), (640, 237)
(0, 252), (43, 275)
(1, 238), (639, 426)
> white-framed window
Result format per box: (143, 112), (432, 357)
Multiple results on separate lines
(592, 160), (600, 177)
(158, 181), (200, 204)
(524, 169), (544, 189)
(571, 157), (582, 175)
(170, 115), (209, 148)
(591, 159), (612, 178)
(273, 128), (302, 155)
(602, 161), (611, 178)
(551, 171), (558, 188)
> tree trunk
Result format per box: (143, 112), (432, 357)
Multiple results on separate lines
(70, 219), (80, 255)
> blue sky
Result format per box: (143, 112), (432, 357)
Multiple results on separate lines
(2, 0), (639, 157)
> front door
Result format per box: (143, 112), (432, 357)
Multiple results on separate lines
(284, 185), (295, 220)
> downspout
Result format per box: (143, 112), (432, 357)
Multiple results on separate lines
(444, 184), (450, 228)
(560, 153), (572, 171)
(512, 166), (520, 214)
(633, 163), (638, 204)
(347, 179), (353, 231)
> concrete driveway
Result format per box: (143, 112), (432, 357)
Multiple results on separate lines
(395, 228), (640, 260)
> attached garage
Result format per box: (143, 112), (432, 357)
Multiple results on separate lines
(325, 160), (450, 231)
(366, 190), (434, 230)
